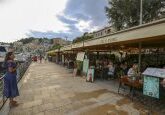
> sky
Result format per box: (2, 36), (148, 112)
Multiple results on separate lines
(0, 0), (108, 42)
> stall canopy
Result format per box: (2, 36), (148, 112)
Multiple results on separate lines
(47, 49), (60, 56)
(61, 18), (165, 52)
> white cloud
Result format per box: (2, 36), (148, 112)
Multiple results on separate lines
(76, 20), (91, 32)
(0, 0), (68, 42)
(75, 20), (99, 33)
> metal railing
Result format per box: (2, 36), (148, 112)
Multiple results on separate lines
(0, 58), (32, 109)
(0, 74), (5, 109)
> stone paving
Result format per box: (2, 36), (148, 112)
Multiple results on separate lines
(8, 62), (153, 115)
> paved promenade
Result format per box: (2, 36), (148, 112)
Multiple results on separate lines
(7, 62), (151, 115)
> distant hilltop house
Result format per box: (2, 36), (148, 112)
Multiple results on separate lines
(32, 39), (40, 45)
(13, 41), (23, 46)
(53, 38), (71, 46)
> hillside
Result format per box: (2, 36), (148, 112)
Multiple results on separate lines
(18, 37), (52, 44)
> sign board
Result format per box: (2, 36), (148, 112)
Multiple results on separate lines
(83, 59), (89, 75)
(142, 68), (165, 78)
(86, 68), (94, 82)
(143, 75), (159, 99)
(73, 68), (77, 77)
(62, 55), (64, 63)
(100, 37), (118, 44)
(76, 52), (85, 61)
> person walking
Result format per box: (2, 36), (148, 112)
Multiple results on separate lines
(39, 54), (42, 63)
(3, 52), (19, 107)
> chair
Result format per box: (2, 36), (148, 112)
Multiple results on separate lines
(118, 75), (143, 100)
(101, 67), (108, 80)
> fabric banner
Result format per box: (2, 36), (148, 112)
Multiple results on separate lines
(86, 68), (94, 82)
(73, 68), (77, 77)
(62, 55), (64, 63)
(76, 52), (85, 61)
(83, 59), (89, 75)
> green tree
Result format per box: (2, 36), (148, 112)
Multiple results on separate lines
(18, 37), (35, 44)
(105, 0), (165, 31)
(50, 39), (54, 44)
(48, 44), (62, 51)
(38, 38), (43, 43)
(72, 33), (94, 43)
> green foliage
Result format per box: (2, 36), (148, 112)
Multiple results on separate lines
(50, 39), (54, 44)
(105, 0), (165, 31)
(18, 37), (53, 44)
(49, 45), (62, 51)
(18, 37), (35, 44)
(52, 45), (62, 49)
(76, 60), (83, 71)
(72, 35), (94, 43)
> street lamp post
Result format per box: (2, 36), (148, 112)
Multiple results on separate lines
(138, 0), (143, 72)
(140, 0), (143, 25)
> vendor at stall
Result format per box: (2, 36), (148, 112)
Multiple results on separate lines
(101, 60), (108, 80)
(120, 62), (129, 76)
(127, 63), (139, 80)
(161, 79), (165, 87)
(107, 61), (115, 79)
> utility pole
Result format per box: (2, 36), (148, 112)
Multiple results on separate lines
(138, 0), (143, 72)
(140, 0), (143, 25)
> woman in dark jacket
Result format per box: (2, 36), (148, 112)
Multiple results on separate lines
(4, 52), (19, 107)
